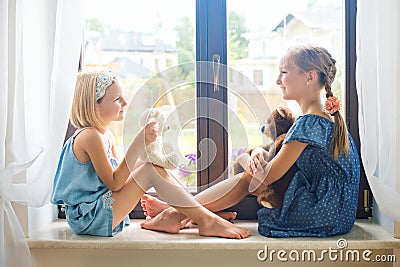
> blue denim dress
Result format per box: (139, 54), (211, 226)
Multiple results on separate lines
(257, 114), (360, 237)
(51, 129), (130, 236)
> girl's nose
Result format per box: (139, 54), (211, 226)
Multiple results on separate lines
(121, 97), (128, 106)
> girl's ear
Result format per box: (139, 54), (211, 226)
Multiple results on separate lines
(308, 70), (318, 82)
(305, 70), (318, 85)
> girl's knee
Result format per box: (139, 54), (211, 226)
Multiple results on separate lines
(140, 163), (172, 182)
(141, 162), (166, 175)
(232, 171), (252, 185)
(141, 162), (155, 169)
(236, 153), (250, 168)
(235, 171), (254, 189)
(152, 164), (169, 177)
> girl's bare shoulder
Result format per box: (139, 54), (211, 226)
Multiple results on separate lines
(74, 128), (106, 153)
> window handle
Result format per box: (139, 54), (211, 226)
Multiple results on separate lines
(364, 189), (370, 212)
(212, 54), (220, 92)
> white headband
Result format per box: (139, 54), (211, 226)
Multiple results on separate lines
(95, 69), (115, 101)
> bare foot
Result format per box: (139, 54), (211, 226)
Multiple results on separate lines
(141, 194), (238, 223)
(216, 211), (237, 221)
(180, 218), (191, 229)
(197, 216), (251, 239)
(140, 209), (183, 234)
(190, 211), (237, 225)
(141, 194), (169, 217)
(140, 209), (251, 239)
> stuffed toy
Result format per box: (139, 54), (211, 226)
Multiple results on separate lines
(233, 106), (297, 208)
(139, 108), (179, 170)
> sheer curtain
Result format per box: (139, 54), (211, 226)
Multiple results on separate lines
(0, 0), (84, 266)
(356, 0), (400, 224)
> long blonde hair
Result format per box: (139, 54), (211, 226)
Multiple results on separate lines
(282, 45), (349, 159)
(70, 70), (108, 130)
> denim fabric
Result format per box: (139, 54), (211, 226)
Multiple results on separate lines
(51, 129), (129, 236)
(258, 115), (360, 237)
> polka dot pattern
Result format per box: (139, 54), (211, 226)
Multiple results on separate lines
(257, 114), (361, 237)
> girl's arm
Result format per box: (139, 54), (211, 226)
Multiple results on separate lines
(108, 128), (146, 172)
(249, 141), (307, 187)
(78, 122), (157, 192)
(120, 121), (157, 172)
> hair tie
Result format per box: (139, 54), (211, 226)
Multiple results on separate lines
(324, 96), (341, 116)
(96, 69), (115, 101)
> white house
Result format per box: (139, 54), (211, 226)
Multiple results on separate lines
(234, 5), (342, 93)
(85, 30), (178, 78)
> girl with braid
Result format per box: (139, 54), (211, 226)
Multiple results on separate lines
(141, 45), (360, 237)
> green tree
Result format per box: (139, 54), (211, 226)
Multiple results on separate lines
(85, 17), (106, 33)
(174, 16), (195, 77)
(228, 11), (248, 62)
(175, 16), (194, 52)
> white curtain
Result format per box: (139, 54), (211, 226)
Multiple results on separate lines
(356, 0), (400, 222)
(0, 0), (84, 266)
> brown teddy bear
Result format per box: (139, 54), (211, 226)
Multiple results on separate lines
(233, 106), (297, 208)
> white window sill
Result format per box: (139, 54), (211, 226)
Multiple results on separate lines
(27, 219), (400, 251)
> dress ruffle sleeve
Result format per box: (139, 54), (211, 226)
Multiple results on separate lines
(283, 115), (333, 150)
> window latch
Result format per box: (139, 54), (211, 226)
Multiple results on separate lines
(212, 54), (220, 92)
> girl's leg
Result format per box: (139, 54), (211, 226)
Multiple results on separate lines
(192, 153), (258, 211)
(141, 165), (250, 238)
(142, 171), (268, 217)
(236, 152), (250, 169)
(194, 172), (252, 211)
(111, 162), (200, 228)
(142, 171), (253, 213)
(111, 163), (250, 238)
(140, 205), (247, 239)
(108, 161), (149, 228)
(110, 171), (148, 229)
(141, 195), (237, 221)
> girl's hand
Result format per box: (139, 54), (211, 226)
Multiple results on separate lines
(144, 120), (158, 146)
(247, 147), (268, 176)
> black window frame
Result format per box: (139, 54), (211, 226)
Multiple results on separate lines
(193, 0), (370, 220)
(61, 0), (370, 220)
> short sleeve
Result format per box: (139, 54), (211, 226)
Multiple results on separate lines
(283, 115), (333, 149)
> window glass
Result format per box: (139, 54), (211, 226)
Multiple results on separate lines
(83, 0), (343, 190)
(227, 0), (343, 168)
(84, 0), (197, 188)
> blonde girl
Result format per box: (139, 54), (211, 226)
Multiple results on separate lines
(51, 69), (250, 239)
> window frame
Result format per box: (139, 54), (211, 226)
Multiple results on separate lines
(344, 0), (372, 218)
(193, 0), (370, 220)
(61, 0), (370, 220)
(196, 0), (229, 188)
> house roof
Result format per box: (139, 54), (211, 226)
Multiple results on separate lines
(243, 5), (341, 40)
(111, 57), (151, 78)
(273, 5), (341, 31)
(94, 31), (176, 53)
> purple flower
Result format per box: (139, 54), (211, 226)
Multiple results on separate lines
(184, 153), (197, 164)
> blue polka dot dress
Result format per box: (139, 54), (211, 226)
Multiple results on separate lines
(257, 114), (360, 237)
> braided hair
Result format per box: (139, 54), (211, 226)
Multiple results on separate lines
(281, 45), (349, 159)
